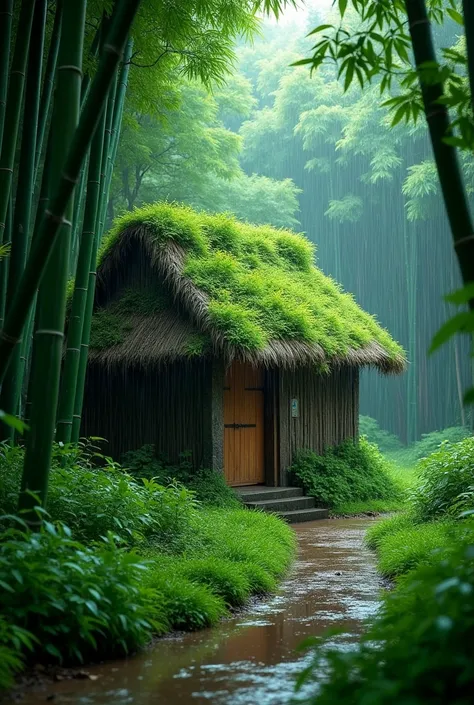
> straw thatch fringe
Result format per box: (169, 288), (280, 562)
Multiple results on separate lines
(95, 226), (406, 375)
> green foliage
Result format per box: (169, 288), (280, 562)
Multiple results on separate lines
(191, 507), (297, 578)
(0, 521), (166, 665)
(178, 558), (251, 607)
(101, 203), (404, 362)
(376, 521), (462, 578)
(121, 445), (240, 508)
(143, 569), (227, 631)
(291, 437), (401, 510)
(359, 415), (404, 455)
(365, 512), (416, 550)
(297, 536), (474, 705)
(0, 443), (198, 550)
(412, 436), (474, 523)
(0, 617), (33, 690)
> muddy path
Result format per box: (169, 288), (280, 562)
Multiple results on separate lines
(17, 518), (380, 704)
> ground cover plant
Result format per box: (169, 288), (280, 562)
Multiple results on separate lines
(290, 437), (403, 515)
(121, 444), (240, 508)
(0, 443), (295, 688)
(365, 436), (474, 579)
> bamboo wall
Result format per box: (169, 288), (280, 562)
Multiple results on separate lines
(82, 359), (221, 467)
(278, 366), (359, 485)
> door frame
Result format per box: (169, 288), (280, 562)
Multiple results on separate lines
(263, 368), (280, 487)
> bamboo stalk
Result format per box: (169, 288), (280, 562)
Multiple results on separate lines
(0, 0), (36, 247)
(0, 0), (143, 385)
(97, 72), (119, 240)
(16, 0), (143, 514)
(19, 0), (88, 516)
(0, 0), (13, 154)
(56, 108), (107, 443)
(102, 38), (133, 230)
(0, 0), (47, 442)
(34, 0), (63, 179)
(405, 0), (474, 297)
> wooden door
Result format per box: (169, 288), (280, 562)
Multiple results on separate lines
(224, 362), (265, 486)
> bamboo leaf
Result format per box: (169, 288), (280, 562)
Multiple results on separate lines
(445, 284), (474, 305)
(447, 8), (464, 25)
(429, 312), (474, 354)
(0, 409), (28, 433)
(463, 388), (474, 405)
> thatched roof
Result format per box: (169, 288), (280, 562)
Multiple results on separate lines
(91, 203), (406, 374)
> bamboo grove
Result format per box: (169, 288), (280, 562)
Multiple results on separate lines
(0, 0), (141, 517)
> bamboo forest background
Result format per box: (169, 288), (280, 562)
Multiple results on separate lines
(108, 3), (472, 444)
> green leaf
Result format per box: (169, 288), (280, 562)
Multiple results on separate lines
(463, 388), (474, 405)
(445, 284), (474, 305)
(338, 0), (348, 17)
(0, 410), (29, 433)
(307, 24), (334, 36)
(447, 8), (464, 25)
(429, 312), (474, 353)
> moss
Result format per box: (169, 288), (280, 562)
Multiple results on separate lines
(184, 333), (212, 358)
(89, 311), (132, 349)
(98, 203), (405, 361)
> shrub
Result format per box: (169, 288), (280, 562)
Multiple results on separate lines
(412, 426), (471, 461)
(412, 436), (474, 523)
(364, 512), (416, 550)
(178, 558), (251, 607)
(121, 445), (240, 508)
(359, 416), (403, 455)
(0, 443), (198, 550)
(296, 535), (474, 705)
(0, 521), (167, 665)
(290, 438), (400, 510)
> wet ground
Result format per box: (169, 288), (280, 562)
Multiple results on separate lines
(18, 518), (381, 704)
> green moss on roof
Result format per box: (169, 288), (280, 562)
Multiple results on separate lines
(100, 203), (405, 364)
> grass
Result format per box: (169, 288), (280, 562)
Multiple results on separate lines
(97, 202), (405, 363)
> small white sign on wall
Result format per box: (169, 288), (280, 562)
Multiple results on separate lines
(291, 398), (299, 418)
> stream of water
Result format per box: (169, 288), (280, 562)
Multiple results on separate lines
(20, 518), (380, 705)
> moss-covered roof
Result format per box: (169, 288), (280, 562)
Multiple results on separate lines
(93, 203), (406, 373)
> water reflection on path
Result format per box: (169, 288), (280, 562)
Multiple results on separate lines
(22, 518), (380, 705)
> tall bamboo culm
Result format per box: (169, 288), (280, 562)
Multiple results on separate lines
(0, 0), (142, 385)
(34, 0), (63, 179)
(56, 108), (107, 443)
(0, 0), (36, 249)
(0, 0), (48, 442)
(71, 41), (133, 442)
(19, 0), (88, 516)
(405, 0), (474, 297)
(0, 0), (13, 154)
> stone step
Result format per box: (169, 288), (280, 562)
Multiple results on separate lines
(235, 486), (303, 503)
(276, 507), (329, 524)
(245, 496), (316, 513)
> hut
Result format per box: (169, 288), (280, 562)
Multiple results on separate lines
(82, 203), (405, 487)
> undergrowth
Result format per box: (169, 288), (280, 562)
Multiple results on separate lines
(0, 442), (295, 688)
(290, 437), (402, 512)
(98, 203), (404, 364)
(121, 444), (240, 508)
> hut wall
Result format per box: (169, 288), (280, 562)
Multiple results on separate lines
(81, 359), (222, 469)
(278, 366), (359, 485)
